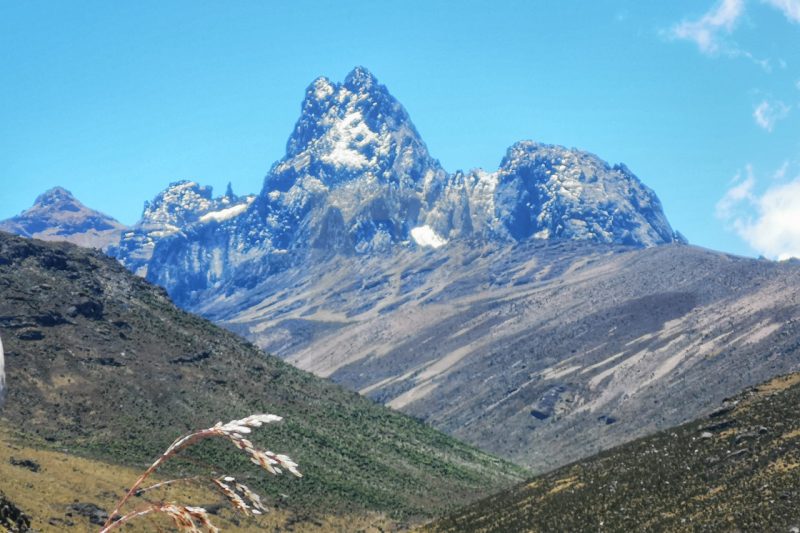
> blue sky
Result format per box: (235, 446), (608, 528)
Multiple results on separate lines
(1, 0), (799, 258)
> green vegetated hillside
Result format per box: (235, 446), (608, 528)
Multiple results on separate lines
(0, 232), (525, 526)
(424, 372), (800, 532)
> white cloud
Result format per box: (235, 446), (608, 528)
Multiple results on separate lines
(716, 166), (756, 220)
(773, 160), (790, 180)
(670, 0), (745, 54)
(667, 0), (795, 68)
(717, 165), (800, 259)
(752, 99), (791, 131)
(763, 0), (800, 22)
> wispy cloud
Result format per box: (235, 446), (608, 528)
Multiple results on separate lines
(752, 99), (791, 131)
(717, 164), (800, 259)
(669, 0), (745, 55)
(716, 166), (756, 220)
(773, 160), (790, 180)
(763, 0), (800, 22)
(667, 0), (796, 69)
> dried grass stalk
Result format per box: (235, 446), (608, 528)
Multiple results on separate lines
(99, 414), (300, 532)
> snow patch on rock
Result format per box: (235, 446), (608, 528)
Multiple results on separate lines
(199, 197), (254, 223)
(411, 225), (448, 248)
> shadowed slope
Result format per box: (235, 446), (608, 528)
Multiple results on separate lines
(424, 371), (800, 532)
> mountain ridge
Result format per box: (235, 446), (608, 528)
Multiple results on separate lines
(112, 66), (683, 308)
(0, 67), (683, 308)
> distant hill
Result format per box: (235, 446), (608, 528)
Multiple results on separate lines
(0, 187), (127, 250)
(424, 371), (800, 532)
(0, 231), (524, 522)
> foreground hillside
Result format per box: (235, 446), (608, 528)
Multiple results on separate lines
(424, 371), (800, 532)
(0, 487), (29, 532)
(0, 424), (396, 532)
(0, 231), (524, 523)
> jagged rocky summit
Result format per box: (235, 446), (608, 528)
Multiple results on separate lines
(0, 187), (127, 250)
(109, 66), (683, 305)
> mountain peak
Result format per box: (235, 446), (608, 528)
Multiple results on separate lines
(34, 186), (79, 208)
(275, 67), (438, 194)
(308, 76), (335, 101)
(492, 141), (679, 245)
(343, 65), (379, 92)
(110, 67), (684, 306)
(140, 180), (213, 224)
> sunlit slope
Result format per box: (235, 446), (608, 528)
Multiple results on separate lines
(214, 239), (800, 472)
(0, 423), (400, 532)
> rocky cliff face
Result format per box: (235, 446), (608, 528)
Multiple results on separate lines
(0, 188), (127, 251)
(110, 67), (681, 306)
(109, 180), (253, 277)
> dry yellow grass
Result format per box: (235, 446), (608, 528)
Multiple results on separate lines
(545, 476), (585, 495)
(777, 427), (800, 442)
(691, 485), (724, 502)
(0, 423), (400, 532)
(765, 458), (800, 475)
(754, 373), (800, 395)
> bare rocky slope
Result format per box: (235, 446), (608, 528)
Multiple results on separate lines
(200, 239), (800, 472)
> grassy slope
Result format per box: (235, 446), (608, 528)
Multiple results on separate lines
(424, 372), (800, 532)
(0, 423), (400, 532)
(0, 232), (525, 523)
